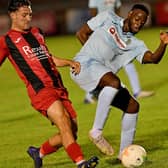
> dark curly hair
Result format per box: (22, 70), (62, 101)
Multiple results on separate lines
(131, 4), (149, 16)
(8, 0), (31, 12)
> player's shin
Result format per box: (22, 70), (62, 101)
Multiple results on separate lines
(89, 86), (118, 156)
(39, 140), (58, 158)
(91, 86), (118, 135)
(119, 112), (138, 159)
(65, 142), (84, 164)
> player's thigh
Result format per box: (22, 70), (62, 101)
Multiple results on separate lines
(47, 100), (72, 130)
(71, 61), (112, 91)
(62, 99), (77, 119)
(98, 71), (121, 89)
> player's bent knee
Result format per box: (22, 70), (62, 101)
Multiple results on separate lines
(126, 99), (139, 113)
(111, 87), (131, 112)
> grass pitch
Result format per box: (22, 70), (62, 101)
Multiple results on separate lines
(0, 27), (168, 168)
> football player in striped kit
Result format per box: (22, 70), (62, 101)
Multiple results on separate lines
(0, 0), (99, 168)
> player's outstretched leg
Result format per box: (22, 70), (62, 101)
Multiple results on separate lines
(27, 146), (42, 168)
(77, 156), (99, 168)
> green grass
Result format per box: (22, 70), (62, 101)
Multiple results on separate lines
(0, 27), (168, 168)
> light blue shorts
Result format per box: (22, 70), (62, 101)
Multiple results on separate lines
(70, 59), (112, 92)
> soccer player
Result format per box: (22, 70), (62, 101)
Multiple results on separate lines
(71, 4), (168, 158)
(0, 0), (99, 168)
(84, 0), (154, 104)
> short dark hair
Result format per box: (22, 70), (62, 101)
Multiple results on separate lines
(131, 4), (149, 16)
(8, 0), (31, 12)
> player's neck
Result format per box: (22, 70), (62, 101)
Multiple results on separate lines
(11, 26), (30, 33)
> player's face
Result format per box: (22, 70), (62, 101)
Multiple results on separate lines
(10, 6), (32, 32)
(128, 9), (148, 34)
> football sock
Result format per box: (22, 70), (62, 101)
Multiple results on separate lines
(124, 63), (141, 95)
(119, 113), (138, 158)
(91, 87), (118, 133)
(65, 142), (84, 164)
(39, 140), (57, 158)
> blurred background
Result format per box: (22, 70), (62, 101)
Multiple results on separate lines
(0, 0), (168, 36)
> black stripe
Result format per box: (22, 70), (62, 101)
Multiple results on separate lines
(22, 31), (60, 88)
(5, 35), (44, 93)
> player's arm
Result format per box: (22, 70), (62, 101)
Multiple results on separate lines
(52, 56), (81, 75)
(0, 37), (8, 66)
(89, 7), (97, 17)
(76, 10), (108, 45)
(88, 0), (98, 17)
(142, 31), (168, 64)
(76, 23), (93, 45)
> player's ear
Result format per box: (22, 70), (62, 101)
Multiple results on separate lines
(9, 11), (15, 19)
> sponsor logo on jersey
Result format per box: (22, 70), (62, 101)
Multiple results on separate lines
(108, 26), (127, 49)
(22, 45), (49, 60)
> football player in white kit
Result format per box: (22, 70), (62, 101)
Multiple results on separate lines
(84, 0), (154, 104)
(71, 4), (168, 159)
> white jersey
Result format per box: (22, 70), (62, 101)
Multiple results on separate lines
(88, 0), (121, 13)
(71, 10), (148, 92)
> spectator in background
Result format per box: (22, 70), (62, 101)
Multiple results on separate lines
(83, 0), (154, 104)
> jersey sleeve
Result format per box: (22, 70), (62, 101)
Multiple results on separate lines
(87, 10), (108, 30)
(0, 36), (8, 66)
(135, 40), (149, 63)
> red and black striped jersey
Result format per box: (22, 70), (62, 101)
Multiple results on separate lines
(0, 27), (66, 94)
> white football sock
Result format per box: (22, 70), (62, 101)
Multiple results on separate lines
(39, 152), (44, 158)
(90, 87), (118, 137)
(89, 129), (102, 138)
(119, 113), (138, 158)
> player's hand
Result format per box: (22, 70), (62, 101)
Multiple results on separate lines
(160, 31), (168, 44)
(70, 61), (81, 75)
